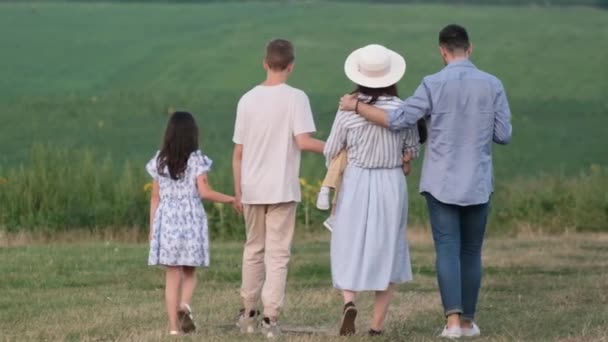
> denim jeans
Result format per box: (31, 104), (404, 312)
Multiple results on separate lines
(424, 193), (490, 321)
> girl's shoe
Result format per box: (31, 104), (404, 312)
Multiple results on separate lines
(169, 330), (179, 336)
(178, 304), (196, 334)
(316, 187), (331, 210)
(461, 323), (481, 337)
(440, 325), (462, 339)
(339, 302), (357, 336)
(368, 329), (384, 336)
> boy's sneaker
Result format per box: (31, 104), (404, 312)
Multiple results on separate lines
(323, 216), (334, 233)
(177, 304), (196, 334)
(261, 317), (281, 339)
(236, 309), (260, 334)
(316, 187), (331, 210)
(461, 322), (481, 337)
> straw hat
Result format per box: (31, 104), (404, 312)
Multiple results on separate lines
(344, 44), (406, 88)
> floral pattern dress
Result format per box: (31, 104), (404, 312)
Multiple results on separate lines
(146, 150), (212, 267)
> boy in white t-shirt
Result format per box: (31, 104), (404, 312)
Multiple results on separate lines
(232, 39), (325, 338)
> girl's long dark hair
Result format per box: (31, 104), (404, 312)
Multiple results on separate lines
(354, 84), (427, 144)
(157, 111), (199, 180)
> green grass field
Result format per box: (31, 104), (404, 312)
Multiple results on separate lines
(1, 4), (606, 341)
(1, 1), (607, 233)
(1, 2), (607, 176)
(1, 233), (607, 341)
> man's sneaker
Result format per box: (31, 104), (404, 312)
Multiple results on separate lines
(316, 187), (331, 210)
(461, 322), (480, 337)
(261, 317), (281, 339)
(339, 302), (357, 336)
(177, 304), (196, 334)
(236, 309), (260, 334)
(440, 325), (462, 339)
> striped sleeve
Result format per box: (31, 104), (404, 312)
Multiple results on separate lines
(402, 127), (420, 159)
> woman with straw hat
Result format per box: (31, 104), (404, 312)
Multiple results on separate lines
(324, 44), (421, 337)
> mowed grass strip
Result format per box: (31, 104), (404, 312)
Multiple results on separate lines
(1, 232), (607, 341)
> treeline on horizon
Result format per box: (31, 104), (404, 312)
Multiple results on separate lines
(2, 0), (607, 8)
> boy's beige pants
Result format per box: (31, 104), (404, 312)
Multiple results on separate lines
(322, 150), (348, 205)
(240, 202), (297, 318)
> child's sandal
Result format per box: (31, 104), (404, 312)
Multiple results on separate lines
(178, 304), (196, 334)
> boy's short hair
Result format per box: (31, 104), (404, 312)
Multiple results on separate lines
(265, 39), (295, 71)
(439, 24), (470, 52)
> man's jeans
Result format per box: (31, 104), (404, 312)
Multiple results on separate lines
(424, 193), (490, 321)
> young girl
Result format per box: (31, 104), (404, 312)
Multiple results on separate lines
(146, 111), (237, 336)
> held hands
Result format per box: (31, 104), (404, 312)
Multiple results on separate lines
(231, 195), (243, 215)
(339, 93), (359, 111)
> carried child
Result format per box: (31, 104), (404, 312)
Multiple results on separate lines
(146, 111), (238, 336)
(316, 117), (427, 231)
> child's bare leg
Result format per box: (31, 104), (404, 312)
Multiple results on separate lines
(165, 266), (182, 332)
(319, 150), (348, 211)
(180, 266), (197, 309)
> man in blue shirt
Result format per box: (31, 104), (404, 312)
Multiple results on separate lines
(339, 24), (512, 338)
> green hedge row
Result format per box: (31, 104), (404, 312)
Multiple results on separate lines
(1, 146), (607, 237)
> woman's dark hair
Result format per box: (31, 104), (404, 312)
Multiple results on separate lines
(157, 111), (199, 180)
(417, 119), (427, 144)
(354, 84), (427, 144)
(354, 84), (398, 105)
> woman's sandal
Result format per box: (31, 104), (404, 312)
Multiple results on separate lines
(339, 301), (358, 336)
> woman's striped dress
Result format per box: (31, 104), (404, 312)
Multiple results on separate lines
(324, 95), (419, 291)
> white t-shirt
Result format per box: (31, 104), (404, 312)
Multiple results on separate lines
(233, 84), (316, 204)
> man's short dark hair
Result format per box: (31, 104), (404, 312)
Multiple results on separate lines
(439, 24), (470, 52)
(265, 39), (295, 71)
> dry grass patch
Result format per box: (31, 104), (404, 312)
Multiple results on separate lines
(1, 233), (607, 341)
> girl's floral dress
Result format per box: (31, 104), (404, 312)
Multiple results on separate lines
(146, 150), (211, 267)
